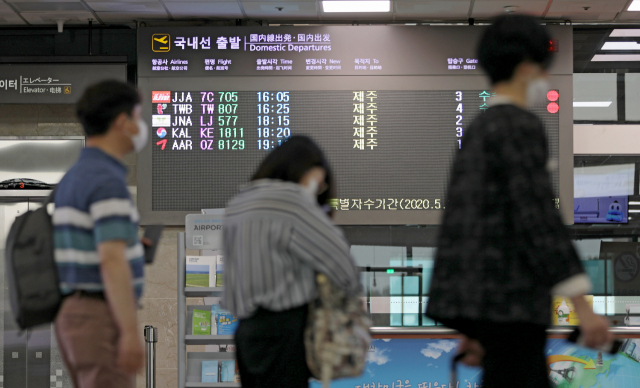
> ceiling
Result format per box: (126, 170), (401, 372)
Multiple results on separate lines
(0, 0), (636, 26)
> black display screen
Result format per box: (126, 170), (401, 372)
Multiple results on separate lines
(137, 26), (573, 225)
(151, 89), (560, 212)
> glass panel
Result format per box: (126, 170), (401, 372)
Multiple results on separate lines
(573, 73), (618, 121)
(625, 73), (640, 121)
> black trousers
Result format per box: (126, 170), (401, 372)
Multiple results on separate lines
(235, 305), (312, 388)
(450, 320), (549, 388)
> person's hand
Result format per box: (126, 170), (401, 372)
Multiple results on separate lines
(579, 312), (613, 349)
(141, 237), (153, 247)
(571, 295), (614, 349)
(457, 335), (484, 367)
(117, 330), (144, 374)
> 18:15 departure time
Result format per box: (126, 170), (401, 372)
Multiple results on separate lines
(257, 91), (292, 150)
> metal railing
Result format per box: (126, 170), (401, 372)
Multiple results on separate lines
(370, 326), (640, 336)
(145, 325), (158, 388)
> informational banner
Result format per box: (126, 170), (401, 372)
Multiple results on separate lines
(138, 26), (572, 78)
(136, 26), (574, 225)
(312, 338), (640, 388)
(0, 64), (126, 104)
(185, 213), (224, 250)
(574, 163), (635, 198)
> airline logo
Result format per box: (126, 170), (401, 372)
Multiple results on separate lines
(152, 91), (171, 103)
(152, 34), (171, 52)
(152, 115), (171, 127)
(157, 103), (167, 114)
(157, 128), (167, 138)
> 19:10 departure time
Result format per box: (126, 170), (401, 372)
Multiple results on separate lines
(257, 91), (292, 150)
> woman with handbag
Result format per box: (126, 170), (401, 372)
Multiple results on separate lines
(222, 135), (362, 388)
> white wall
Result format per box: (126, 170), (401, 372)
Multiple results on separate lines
(574, 124), (640, 154)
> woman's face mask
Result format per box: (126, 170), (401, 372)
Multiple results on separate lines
(302, 179), (319, 198)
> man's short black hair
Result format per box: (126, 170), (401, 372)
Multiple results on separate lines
(76, 80), (141, 137)
(478, 14), (553, 85)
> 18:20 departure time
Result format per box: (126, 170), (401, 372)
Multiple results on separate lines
(257, 91), (292, 150)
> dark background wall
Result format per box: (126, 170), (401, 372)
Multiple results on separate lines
(0, 26), (137, 83)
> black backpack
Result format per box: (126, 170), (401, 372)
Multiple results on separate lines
(5, 196), (62, 330)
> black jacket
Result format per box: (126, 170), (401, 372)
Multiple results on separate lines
(426, 104), (584, 327)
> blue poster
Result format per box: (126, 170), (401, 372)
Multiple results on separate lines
(311, 338), (640, 388)
(311, 339), (483, 388)
(546, 338), (640, 387)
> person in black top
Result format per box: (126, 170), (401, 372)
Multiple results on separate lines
(425, 14), (612, 388)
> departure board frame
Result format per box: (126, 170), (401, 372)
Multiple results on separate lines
(137, 26), (574, 226)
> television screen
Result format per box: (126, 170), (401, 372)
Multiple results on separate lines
(574, 196), (628, 224)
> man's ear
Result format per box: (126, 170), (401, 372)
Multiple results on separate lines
(111, 112), (129, 134)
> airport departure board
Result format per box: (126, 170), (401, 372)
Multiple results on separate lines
(137, 26), (573, 225)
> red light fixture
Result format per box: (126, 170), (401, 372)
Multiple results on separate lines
(547, 90), (559, 102)
(547, 102), (559, 114)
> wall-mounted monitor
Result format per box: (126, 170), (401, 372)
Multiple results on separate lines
(574, 196), (628, 224)
(137, 26), (574, 225)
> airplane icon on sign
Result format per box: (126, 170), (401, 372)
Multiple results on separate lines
(152, 34), (170, 52)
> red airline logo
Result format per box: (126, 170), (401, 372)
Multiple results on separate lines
(152, 91), (171, 103)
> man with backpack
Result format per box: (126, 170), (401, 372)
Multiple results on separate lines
(52, 80), (147, 387)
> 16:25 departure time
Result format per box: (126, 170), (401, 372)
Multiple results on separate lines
(257, 91), (292, 150)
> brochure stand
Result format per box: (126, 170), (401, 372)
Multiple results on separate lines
(178, 232), (240, 388)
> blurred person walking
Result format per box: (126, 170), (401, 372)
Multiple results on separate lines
(223, 135), (361, 388)
(53, 81), (148, 388)
(426, 15), (612, 388)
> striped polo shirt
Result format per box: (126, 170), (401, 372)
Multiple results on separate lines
(53, 147), (144, 299)
(222, 179), (361, 319)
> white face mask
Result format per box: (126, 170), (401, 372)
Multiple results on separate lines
(526, 78), (550, 108)
(131, 118), (149, 153)
(301, 179), (319, 202)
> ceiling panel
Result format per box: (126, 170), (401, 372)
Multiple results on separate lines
(244, 1), (317, 18)
(11, 2), (87, 12)
(84, 0), (160, 2)
(551, 12), (620, 21)
(548, 0), (627, 13)
(96, 10), (167, 21)
(164, 1), (243, 18)
(617, 11), (640, 21)
(21, 11), (95, 23)
(396, 0), (471, 19)
(8, 0), (82, 2)
(472, 0), (548, 18)
(0, 13), (26, 24)
(250, 0), (315, 2)
(0, 2), (17, 12)
(0, 0), (629, 25)
(88, 2), (165, 12)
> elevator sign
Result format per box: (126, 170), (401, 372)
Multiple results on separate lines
(0, 64), (126, 104)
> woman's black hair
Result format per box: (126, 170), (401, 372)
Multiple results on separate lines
(252, 135), (335, 206)
(478, 14), (554, 85)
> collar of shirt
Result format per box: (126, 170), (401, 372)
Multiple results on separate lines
(80, 147), (128, 176)
(242, 179), (300, 193)
(487, 95), (516, 107)
(240, 179), (316, 206)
